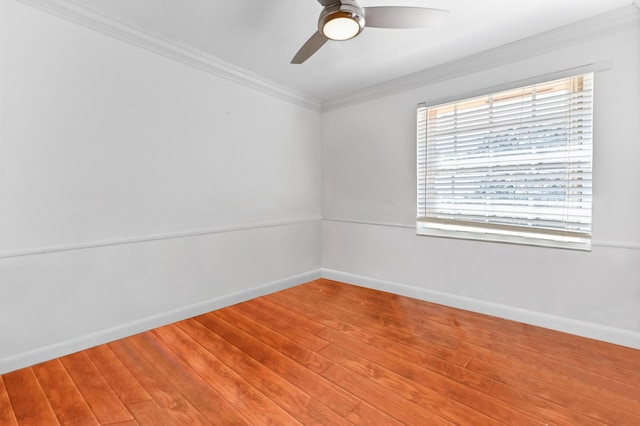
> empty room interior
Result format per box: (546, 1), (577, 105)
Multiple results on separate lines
(1, 0), (639, 424)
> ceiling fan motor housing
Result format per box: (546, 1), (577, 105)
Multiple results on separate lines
(319, 0), (366, 40)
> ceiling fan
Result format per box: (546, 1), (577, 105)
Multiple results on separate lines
(291, 0), (448, 64)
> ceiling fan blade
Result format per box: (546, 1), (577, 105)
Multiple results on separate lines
(363, 6), (448, 29)
(291, 31), (328, 64)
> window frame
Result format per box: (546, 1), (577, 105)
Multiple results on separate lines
(416, 70), (595, 251)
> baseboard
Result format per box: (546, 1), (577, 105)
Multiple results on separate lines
(321, 268), (640, 350)
(0, 269), (321, 375)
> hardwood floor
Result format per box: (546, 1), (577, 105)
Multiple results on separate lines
(2, 279), (639, 425)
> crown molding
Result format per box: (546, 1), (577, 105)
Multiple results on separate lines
(323, 5), (640, 112)
(12, 0), (638, 113)
(14, 0), (322, 111)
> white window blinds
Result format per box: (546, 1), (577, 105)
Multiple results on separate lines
(417, 73), (593, 250)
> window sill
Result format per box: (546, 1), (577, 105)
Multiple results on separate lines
(417, 223), (591, 251)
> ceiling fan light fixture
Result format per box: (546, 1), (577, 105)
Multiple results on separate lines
(319, 2), (365, 41)
(322, 12), (362, 40)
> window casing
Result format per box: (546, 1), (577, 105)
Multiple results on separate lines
(417, 73), (593, 250)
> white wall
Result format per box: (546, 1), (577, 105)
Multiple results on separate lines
(322, 10), (640, 347)
(1, 0), (638, 374)
(0, 1), (321, 372)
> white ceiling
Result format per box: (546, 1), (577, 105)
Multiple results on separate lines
(61, 0), (632, 102)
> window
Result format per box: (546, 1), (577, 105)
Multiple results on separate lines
(417, 73), (593, 250)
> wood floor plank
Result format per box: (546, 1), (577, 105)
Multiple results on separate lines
(284, 281), (464, 349)
(118, 334), (245, 425)
(268, 290), (472, 371)
(271, 287), (469, 364)
(213, 307), (333, 374)
(126, 400), (178, 426)
(322, 363), (454, 425)
(3, 368), (59, 425)
(106, 420), (139, 426)
(262, 290), (344, 329)
(488, 381), (607, 426)
(151, 324), (303, 426)
(309, 279), (498, 332)
(477, 327), (640, 386)
(344, 401), (405, 426)
(301, 280), (640, 395)
(444, 312), (640, 386)
(317, 325), (544, 425)
(177, 318), (352, 426)
(457, 309), (635, 366)
(229, 301), (330, 351)
(3, 279), (639, 425)
(466, 357), (640, 425)
(60, 351), (133, 424)
(0, 376), (19, 426)
(316, 280), (640, 383)
(195, 311), (361, 417)
(320, 343), (502, 426)
(86, 345), (152, 404)
(320, 323), (490, 392)
(458, 340), (640, 409)
(251, 297), (327, 335)
(31, 359), (99, 426)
